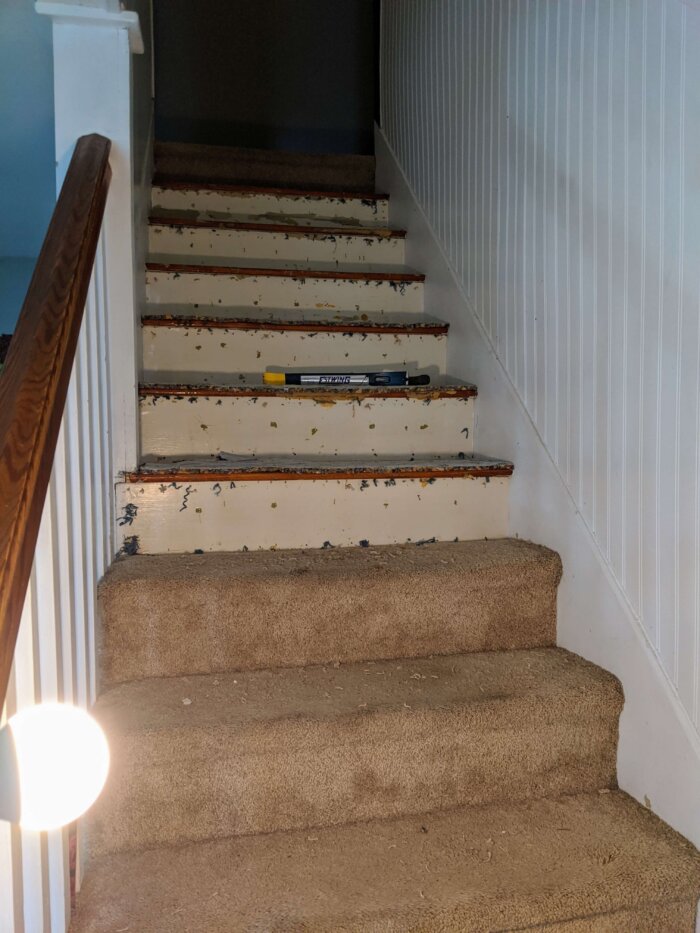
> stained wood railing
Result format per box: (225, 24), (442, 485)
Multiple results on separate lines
(0, 133), (111, 713)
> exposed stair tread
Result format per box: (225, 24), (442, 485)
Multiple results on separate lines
(129, 452), (513, 481)
(138, 380), (477, 399)
(71, 791), (700, 933)
(153, 141), (376, 193)
(94, 647), (620, 736)
(149, 210), (406, 238)
(146, 255), (425, 280)
(153, 179), (389, 201)
(141, 306), (447, 332)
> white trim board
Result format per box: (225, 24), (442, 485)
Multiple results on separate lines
(374, 124), (700, 849)
(35, 2), (144, 53)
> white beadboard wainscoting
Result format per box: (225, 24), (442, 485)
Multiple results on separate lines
(379, 0), (700, 845)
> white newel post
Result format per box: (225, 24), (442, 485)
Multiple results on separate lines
(36, 0), (146, 496)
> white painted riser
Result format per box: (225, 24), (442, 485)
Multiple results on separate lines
(141, 328), (446, 385)
(149, 224), (405, 265)
(116, 476), (509, 553)
(145, 270), (424, 313)
(139, 394), (474, 458)
(151, 186), (389, 224)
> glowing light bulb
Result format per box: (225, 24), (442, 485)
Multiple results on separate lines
(5, 703), (109, 831)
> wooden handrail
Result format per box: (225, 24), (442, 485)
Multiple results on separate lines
(0, 134), (112, 706)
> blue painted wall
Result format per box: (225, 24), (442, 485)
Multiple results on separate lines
(0, 0), (56, 334)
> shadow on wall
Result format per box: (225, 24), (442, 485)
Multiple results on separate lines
(153, 0), (377, 155)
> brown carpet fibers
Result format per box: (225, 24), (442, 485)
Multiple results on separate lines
(72, 791), (700, 932)
(88, 648), (621, 855)
(72, 537), (700, 931)
(98, 538), (562, 685)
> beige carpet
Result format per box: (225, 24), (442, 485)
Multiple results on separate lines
(88, 647), (621, 855)
(98, 538), (562, 685)
(73, 792), (700, 932)
(71, 537), (700, 930)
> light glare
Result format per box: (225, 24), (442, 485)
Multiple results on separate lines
(9, 703), (109, 831)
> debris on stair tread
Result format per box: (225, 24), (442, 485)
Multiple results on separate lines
(86, 647), (622, 854)
(134, 452), (513, 477)
(149, 207), (405, 236)
(98, 539), (561, 684)
(138, 378), (476, 399)
(152, 178), (389, 204)
(141, 305), (447, 328)
(105, 536), (561, 582)
(153, 180), (388, 201)
(146, 254), (425, 278)
(94, 647), (622, 735)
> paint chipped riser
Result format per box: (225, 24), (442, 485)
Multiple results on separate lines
(141, 327), (446, 386)
(139, 395), (475, 458)
(151, 186), (389, 224)
(145, 270), (423, 313)
(116, 476), (509, 553)
(149, 225), (405, 265)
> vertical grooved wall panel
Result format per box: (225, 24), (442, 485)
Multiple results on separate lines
(381, 0), (700, 728)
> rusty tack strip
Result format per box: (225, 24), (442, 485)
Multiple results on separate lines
(138, 383), (477, 400)
(140, 315), (448, 336)
(145, 262), (425, 283)
(153, 178), (389, 202)
(125, 466), (512, 483)
(148, 216), (406, 239)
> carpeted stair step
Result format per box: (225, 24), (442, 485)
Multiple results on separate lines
(87, 647), (621, 855)
(99, 539), (560, 684)
(73, 790), (700, 932)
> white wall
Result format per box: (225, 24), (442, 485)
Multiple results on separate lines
(379, 0), (700, 844)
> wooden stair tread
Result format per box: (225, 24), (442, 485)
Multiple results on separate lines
(127, 453), (513, 483)
(141, 307), (446, 333)
(138, 381), (476, 400)
(146, 257), (424, 282)
(149, 212), (406, 239)
(153, 178), (389, 201)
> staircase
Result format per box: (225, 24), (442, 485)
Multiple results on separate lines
(72, 155), (700, 931)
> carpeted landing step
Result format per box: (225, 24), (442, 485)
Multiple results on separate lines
(87, 647), (621, 855)
(72, 791), (700, 932)
(99, 539), (562, 684)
